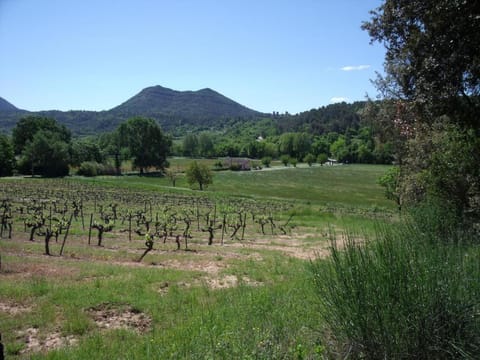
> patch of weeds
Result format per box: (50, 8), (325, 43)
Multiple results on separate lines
(62, 309), (93, 336)
(6, 341), (25, 356)
(30, 277), (50, 297)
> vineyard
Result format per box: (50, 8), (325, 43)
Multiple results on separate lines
(0, 179), (300, 259)
(0, 166), (394, 358)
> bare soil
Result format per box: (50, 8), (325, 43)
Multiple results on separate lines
(86, 303), (152, 334)
(16, 327), (78, 354)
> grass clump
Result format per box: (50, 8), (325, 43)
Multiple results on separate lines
(310, 202), (480, 359)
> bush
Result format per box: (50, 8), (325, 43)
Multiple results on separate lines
(310, 205), (480, 358)
(317, 153), (328, 166)
(261, 156), (272, 168)
(303, 153), (315, 167)
(77, 162), (117, 177)
(280, 155), (290, 166)
(77, 161), (98, 177)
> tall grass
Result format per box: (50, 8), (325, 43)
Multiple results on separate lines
(310, 204), (480, 359)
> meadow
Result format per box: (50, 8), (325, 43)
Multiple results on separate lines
(0, 164), (394, 359)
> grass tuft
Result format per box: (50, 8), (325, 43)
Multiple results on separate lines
(310, 205), (480, 359)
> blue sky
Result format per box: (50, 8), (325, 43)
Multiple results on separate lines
(0, 0), (385, 114)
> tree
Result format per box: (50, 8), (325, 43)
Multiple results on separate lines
(261, 156), (272, 168)
(12, 117), (71, 177)
(182, 133), (198, 157)
(303, 153), (316, 167)
(329, 136), (349, 162)
(280, 155), (290, 167)
(0, 134), (14, 176)
(19, 131), (70, 177)
(278, 133), (295, 157)
(186, 161), (213, 190)
(363, 0), (480, 215)
(70, 138), (103, 167)
(198, 132), (214, 158)
(363, 1), (480, 124)
(12, 116), (71, 155)
(116, 117), (171, 174)
(292, 132), (312, 160)
(165, 168), (180, 187)
(98, 131), (123, 175)
(317, 153), (328, 166)
(378, 166), (401, 210)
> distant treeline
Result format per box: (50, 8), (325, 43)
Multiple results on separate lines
(0, 101), (395, 177)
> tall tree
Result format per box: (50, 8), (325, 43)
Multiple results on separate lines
(363, 0), (480, 215)
(116, 117), (171, 174)
(363, 0), (480, 120)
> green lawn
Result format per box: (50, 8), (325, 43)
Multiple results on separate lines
(76, 163), (393, 210)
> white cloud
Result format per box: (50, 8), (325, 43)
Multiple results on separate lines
(330, 97), (349, 103)
(341, 65), (371, 71)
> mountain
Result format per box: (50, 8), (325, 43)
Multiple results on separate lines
(0, 86), (264, 135)
(111, 85), (261, 120)
(0, 97), (19, 111)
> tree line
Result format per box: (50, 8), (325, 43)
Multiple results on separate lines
(0, 104), (396, 178)
(0, 116), (171, 178)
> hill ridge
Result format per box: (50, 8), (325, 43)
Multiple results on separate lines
(0, 96), (19, 111)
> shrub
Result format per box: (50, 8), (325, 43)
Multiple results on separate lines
(317, 153), (328, 166)
(261, 156), (272, 168)
(77, 161), (98, 177)
(310, 205), (480, 358)
(303, 153), (315, 167)
(77, 162), (117, 177)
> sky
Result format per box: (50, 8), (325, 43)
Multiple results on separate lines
(0, 0), (385, 114)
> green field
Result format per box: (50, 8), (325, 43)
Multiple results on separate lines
(79, 163), (393, 208)
(0, 164), (395, 359)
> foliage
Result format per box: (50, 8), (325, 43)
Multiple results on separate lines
(11, 117), (72, 177)
(164, 168), (180, 187)
(98, 131), (124, 175)
(363, 0), (480, 217)
(18, 130), (70, 177)
(311, 205), (480, 359)
(261, 156), (272, 168)
(329, 135), (349, 162)
(362, 1), (479, 122)
(70, 138), (104, 167)
(377, 166), (401, 210)
(198, 132), (215, 157)
(76, 161), (116, 177)
(185, 161), (213, 190)
(280, 155), (289, 167)
(12, 116), (71, 155)
(116, 117), (171, 174)
(401, 123), (480, 217)
(303, 153), (315, 166)
(182, 133), (198, 157)
(316, 153), (328, 166)
(0, 134), (15, 176)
